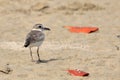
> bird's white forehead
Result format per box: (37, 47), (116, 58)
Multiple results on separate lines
(32, 29), (42, 31)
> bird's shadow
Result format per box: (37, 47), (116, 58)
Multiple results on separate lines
(37, 58), (61, 64)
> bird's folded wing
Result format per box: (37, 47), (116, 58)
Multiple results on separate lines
(24, 31), (45, 47)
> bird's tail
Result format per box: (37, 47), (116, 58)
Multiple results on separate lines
(24, 39), (30, 47)
(24, 43), (29, 47)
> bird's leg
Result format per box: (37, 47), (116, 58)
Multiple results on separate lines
(37, 47), (42, 63)
(29, 47), (34, 62)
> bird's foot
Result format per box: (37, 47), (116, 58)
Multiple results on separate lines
(36, 59), (42, 64)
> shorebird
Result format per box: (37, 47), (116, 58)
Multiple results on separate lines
(24, 24), (50, 63)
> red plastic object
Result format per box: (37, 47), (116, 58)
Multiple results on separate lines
(64, 26), (99, 33)
(68, 69), (89, 77)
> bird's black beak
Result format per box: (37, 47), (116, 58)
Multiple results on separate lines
(44, 27), (50, 31)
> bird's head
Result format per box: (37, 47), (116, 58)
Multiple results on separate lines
(33, 24), (50, 31)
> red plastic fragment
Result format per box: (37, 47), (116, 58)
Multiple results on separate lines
(64, 26), (99, 33)
(68, 69), (89, 77)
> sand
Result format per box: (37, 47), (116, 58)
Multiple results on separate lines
(0, 0), (120, 80)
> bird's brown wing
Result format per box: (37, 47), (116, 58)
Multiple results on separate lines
(24, 31), (45, 47)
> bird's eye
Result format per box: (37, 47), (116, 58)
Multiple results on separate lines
(39, 26), (41, 28)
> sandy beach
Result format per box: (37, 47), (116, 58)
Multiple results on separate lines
(0, 0), (120, 80)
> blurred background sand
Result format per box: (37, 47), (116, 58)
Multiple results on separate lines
(0, 0), (120, 80)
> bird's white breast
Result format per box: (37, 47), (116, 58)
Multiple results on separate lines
(29, 41), (43, 47)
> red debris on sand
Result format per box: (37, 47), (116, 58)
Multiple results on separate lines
(68, 69), (89, 77)
(64, 26), (99, 33)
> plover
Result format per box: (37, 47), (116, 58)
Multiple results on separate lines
(24, 24), (50, 63)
